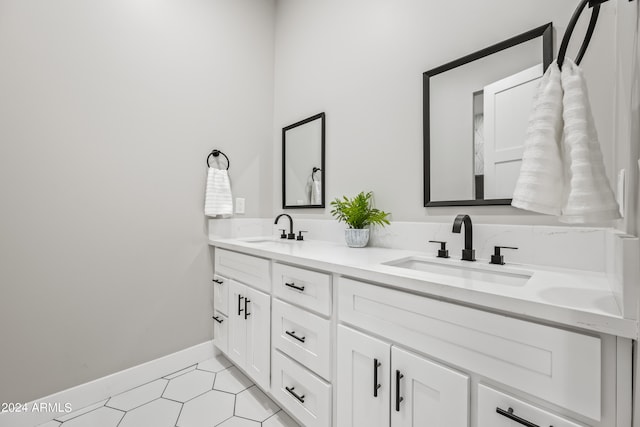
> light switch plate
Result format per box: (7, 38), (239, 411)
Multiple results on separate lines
(235, 198), (245, 214)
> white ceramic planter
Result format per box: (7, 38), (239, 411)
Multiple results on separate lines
(345, 228), (370, 248)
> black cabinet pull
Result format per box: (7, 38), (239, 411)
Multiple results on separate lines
(285, 386), (305, 403)
(496, 407), (541, 427)
(212, 278), (223, 284)
(212, 316), (224, 324)
(237, 295), (244, 316)
(284, 282), (305, 292)
(395, 370), (404, 412)
(244, 298), (251, 319)
(285, 330), (306, 343)
(373, 359), (382, 397)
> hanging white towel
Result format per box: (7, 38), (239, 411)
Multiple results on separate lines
(310, 179), (322, 205)
(511, 63), (565, 215)
(205, 168), (233, 217)
(559, 59), (620, 223)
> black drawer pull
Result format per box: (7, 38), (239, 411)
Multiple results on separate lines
(284, 282), (305, 292)
(285, 330), (306, 343)
(496, 407), (541, 427)
(212, 316), (224, 324)
(212, 279), (223, 284)
(244, 298), (251, 319)
(285, 386), (305, 403)
(237, 295), (244, 316)
(395, 370), (404, 412)
(373, 358), (381, 397)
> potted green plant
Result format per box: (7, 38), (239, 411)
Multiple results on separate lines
(330, 191), (391, 247)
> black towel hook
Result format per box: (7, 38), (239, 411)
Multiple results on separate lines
(557, 0), (602, 69)
(312, 167), (322, 181)
(206, 149), (230, 170)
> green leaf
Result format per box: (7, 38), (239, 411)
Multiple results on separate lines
(330, 191), (391, 229)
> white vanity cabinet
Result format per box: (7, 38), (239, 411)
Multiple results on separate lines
(227, 279), (271, 390)
(337, 325), (469, 427)
(213, 249), (271, 391)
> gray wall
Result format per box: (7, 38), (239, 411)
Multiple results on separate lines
(272, 0), (625, 226)
(0, 0), (275, 402)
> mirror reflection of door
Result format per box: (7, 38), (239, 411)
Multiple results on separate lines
(282, 112), (325, 209)
(483, 64), (543, 199)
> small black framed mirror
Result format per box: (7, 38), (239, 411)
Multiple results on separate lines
(283, 112), (326, 209)
(424, 23), (553, 207)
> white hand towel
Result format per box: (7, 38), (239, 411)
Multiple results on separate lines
(311, 179), (322, 205)
(511, 63), (565, 215)
(559, 59), (621, 223)
(205, 167), (233, 217)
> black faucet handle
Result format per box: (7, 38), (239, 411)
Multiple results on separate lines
(279, 229), (287, 239)
(490, 246), (518, 265)
(296, 231), (308, 241)
(428, 240), (449, 258)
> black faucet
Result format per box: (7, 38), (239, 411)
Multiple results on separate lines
(452, 214), (475, 261)
(275, 214), (295, 239)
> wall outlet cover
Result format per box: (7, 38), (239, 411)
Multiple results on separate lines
(617, 169), (625, 217)
(235, 198), (245, 214)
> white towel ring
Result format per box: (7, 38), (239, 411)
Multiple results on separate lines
(207, 150), (230, 170)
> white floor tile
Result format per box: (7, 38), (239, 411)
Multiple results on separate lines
(197, 354), (232, 373)
(177, 390), (234, 427)
(217, 416), (260, 427)
(55, 399), (107, 422)
(164, 364), (197, 379)
(118, 398), (181, 427)
(106, 378), (168, 411)
(213, 366), (252, 394)
(59, 406), (124, 427)
(262, 410), (300, 427)
(163, 369), (215, 402)
(37, 421), (61, 427)
(234, 386), (279, 422)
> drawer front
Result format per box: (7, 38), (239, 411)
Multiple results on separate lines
(272, 298), (331, 380)
(272, 263), (332, 316)
(272, 350), (332, 427)
(212, 311), (228, 355)
(338, 278), (601, 421)
(215, 248), (270, 293)
(478, 384), (587, 427)
(212, 274), (229, 315)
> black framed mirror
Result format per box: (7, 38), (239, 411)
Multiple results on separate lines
(424, 23), (553, 207)
(283, 112), (326, 209)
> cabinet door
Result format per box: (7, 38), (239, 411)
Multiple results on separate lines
(391, 347), (469, 427)
(227, 280), (247, 367)
(212, 310), (228, 354)
(337, 325), (390, 427)
(245, 286), (271, 390)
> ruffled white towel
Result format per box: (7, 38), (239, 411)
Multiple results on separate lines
(559, 59), (620, 223)
(512, 59), (620, 223)
(311, 179), (322, 205)
(205, 168), (233, 217)
(511, 63), (565, 215)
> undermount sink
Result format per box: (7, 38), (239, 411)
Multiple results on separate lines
(382, 256), (532, 286)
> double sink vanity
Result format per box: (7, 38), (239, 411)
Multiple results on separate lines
(208, 216), (637, 427)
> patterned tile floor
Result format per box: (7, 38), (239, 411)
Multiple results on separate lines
(37, 354), (299, 427)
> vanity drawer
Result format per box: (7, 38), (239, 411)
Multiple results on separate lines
(212, 274), (229, 315)
(272, 350), (331, 427)
(273, 263), (332, 316)
(215, 248), (270, 293)
(338, 277), (601, 421)
(478, 384), (587, 427)
(272, 298), (331, 380)
(212, 310), (228, 355)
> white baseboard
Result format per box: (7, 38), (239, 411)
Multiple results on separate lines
(0, 340), (215, 427)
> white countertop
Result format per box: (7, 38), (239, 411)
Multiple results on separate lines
(209, 237), (638, 339)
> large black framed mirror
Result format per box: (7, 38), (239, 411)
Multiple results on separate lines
(283, 112), (326, 209)
(424, 23), (553, 207)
